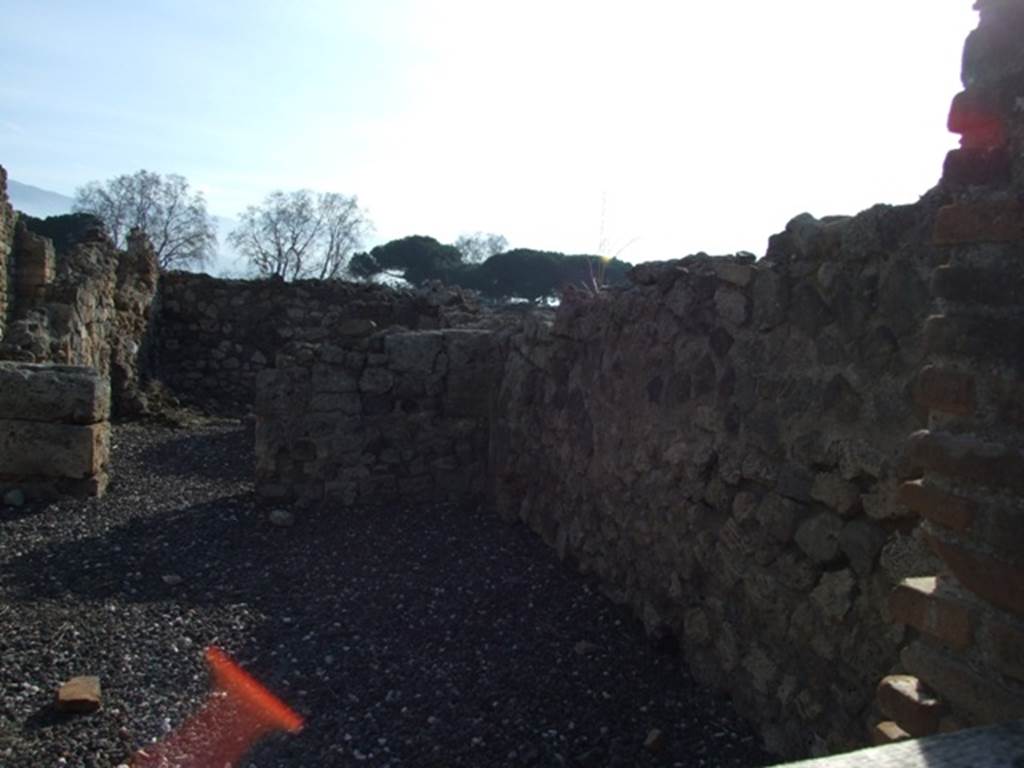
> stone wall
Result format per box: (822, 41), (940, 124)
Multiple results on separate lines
(876, 0), (1024, 743)
(0, 362), (111, 499)
(155, 273), (484, 413)
(0, 165), (15, 340)
(0, 183), (160, 416)
(255, 326), (503, 507)
(489, 195), (950, 757)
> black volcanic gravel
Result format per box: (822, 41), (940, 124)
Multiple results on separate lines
(0, 421), (771, 767)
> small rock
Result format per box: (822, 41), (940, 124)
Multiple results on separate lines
(161, 574), (183, 586)
(574, 640), (598, 656)
(55, 676), (102, 713)
(644, 728), (666, 753)
(3, 489), (25, 507)
(269, 509), (295, 527)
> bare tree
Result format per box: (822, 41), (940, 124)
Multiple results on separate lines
(455, 232), (508, 263)
(228, 190), (371, 280)
(73, 170), (216, 270)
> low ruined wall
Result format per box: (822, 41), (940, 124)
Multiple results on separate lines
(255, 327), (502, 507)
(155, 273), (483, 413)
(0, 362), (111, 499)
(490, 197), (950, 757)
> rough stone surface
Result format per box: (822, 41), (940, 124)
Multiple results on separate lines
(491, 199), (944, 758)
(0, 363), (111, 499)
(0, 362), (110, 424)
(0, 165), (15, 341)
(156, 274), (485, 413)
(255, 329), (503, 507)
(0, 179), (159, 419)
(0, 420), (109, 479)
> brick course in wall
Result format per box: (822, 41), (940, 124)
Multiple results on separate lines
(877, 0), (1024, 743)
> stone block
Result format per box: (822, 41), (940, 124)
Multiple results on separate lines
(714, 287), (748, 326)
(809, 568), (855, 622)
(898, 480), (976, 533)
(933, 201), (1024, 245)
(311, 364), (357, 394)
(359, 366), (394, 395)
(877, 675), (945, 738)
(0, 362), (110, 424)
(0, 420), (108, 479)
(794, 512), (843, 564)
(889, 576), (974, 651)
(839, 520), (887, 576)
(385, 331), (444, 373)
(55, 676), (101, 714)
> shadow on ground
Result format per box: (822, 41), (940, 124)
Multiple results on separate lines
(1, 423), (769, 767)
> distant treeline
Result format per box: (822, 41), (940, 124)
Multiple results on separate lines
(19, 212), (631, 302)
(351, 235), (631, 302)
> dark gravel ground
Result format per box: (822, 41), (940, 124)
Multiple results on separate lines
(0, 420), (772, 767)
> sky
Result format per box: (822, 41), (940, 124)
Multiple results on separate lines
(1, 1), (977, 269)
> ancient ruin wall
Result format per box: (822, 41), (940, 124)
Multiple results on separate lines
(878, 0), (1024, 742)
(490, 197), (951, 757)
(155, 273), (484, 413)
(255, 327), (503, 507)
(0, 166), (15, 340)
(0, 170), (160, 416)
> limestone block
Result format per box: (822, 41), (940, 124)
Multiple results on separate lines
(0, 420), (109, 478)
(385, 331), (444, 373)
(0, 362), (110, 424)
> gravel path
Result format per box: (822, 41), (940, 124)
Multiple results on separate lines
(0, 421), (770, 767)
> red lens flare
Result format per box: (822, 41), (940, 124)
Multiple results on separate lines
(131, 647), (304, 768)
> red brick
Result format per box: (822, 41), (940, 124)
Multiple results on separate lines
(889, 576), (974, 651)
(924, 314), (1024, 370)
(991, 377), (1024, 427)
(942, 147), (1011, 187)
(947, 90), (1007, 150)
(907, 430), (1024, 494)
(913, 366), (976, 417)
(932, 264), (1024, 307)
(924, 533), (1024, 617)
(988, 619), (1024, 683)
(933, 201), (1024, 245)
(877, 674), (946, 737)
(901, 640), (1024, 725)
(898, 480), (976, 532)
(871, 721), (911, 745)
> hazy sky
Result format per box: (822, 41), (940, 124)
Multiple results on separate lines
(1, 1), (977, 264)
